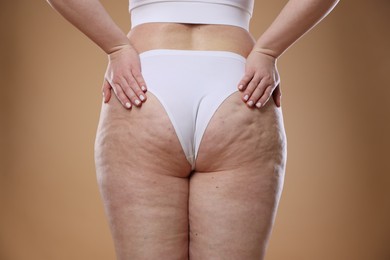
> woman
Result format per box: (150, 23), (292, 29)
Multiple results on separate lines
(47, 0), (339, 259)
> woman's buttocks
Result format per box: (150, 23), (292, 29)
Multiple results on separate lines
(127, 23), (257, 58)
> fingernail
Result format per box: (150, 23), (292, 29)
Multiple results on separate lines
(247, 100), (254, 107)
(256, 102), (262, 108)
(238, 84), (244, 90)
(141, 86), (146, 91)
(125, 102), (131, 108)
(135, 99), (141, 105)
(244, 94), (249, 101)
(139, 94), (145, 101)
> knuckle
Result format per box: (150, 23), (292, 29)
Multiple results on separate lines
(261, 92), (271, 101)
(255, 76), (263, 85)
(252, 90), (262, 99)
(138, 80), (146, 86)
(132, 69), (141, 77)
(243, 74), (252, 80)
(262, 80), (272, 87)
(116, 90), (124, 98)
(118, 93), (128, 102)
(126, 90), (136, 99)
(245, 84), (254, 92)
(253, 93), (263, 102)
(247, 81), (257, 91)
(247, 84), (254, 91)
(259, 81), (269, 89)
(264, 77), (273, 85)
(263, 93), (271, 101)
(264, 87), (273, 96)
(249, 79), (258, 87)
(128, 78), (137, 86)
(114, 83), (124, 90)
(131, 67), (141, 74)
(258, 91), (266, 99)
(120, 84), (129, 91)
(134, 73), (144, 82)
(263, 75), (271, 81)
(122, 88), (134, 98)
(112, 76), (121, 84)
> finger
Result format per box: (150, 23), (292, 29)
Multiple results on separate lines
(257, 85), (274, 108)
(102, 79), (112, 103)
(126, 74), (147, 104)
(272, 84), (282, 107)
(245, 82), (265, 108)
(242, 74), (261, 103)
(244, 75), (268, 105)
(131, 67), (148, 93)
(120, 76), (142, 107)
(237, 72), (254, 91)
(112, 83), (132, 109)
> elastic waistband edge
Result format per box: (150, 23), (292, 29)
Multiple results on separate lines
(138, 49), (247, 63)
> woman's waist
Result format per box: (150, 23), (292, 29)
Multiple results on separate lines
(127, 23), (256, 58)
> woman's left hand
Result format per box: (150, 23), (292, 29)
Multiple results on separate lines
(237, 49), (282, 108)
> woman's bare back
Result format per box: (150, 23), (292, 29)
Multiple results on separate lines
(127, 23), (257, 57)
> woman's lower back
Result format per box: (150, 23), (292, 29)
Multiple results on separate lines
(127, 23), (257, 57)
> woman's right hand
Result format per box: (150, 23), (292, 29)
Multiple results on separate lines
(102, 44), (148, 108)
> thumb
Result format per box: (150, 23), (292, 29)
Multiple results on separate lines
(272, 84), (282, 107)
(102, 79), (112, 103)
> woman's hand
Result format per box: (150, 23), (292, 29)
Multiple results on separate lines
(237, 49), (282, 108)
(102, 44), (148, 109)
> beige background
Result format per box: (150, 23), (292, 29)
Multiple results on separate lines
(1, 0), (389, 259)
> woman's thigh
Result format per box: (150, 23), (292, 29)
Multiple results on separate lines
(94, 92), (191, 259)
(189, 92), (287, 259)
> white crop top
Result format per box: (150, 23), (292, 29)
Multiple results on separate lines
(129, 0), (255, 31)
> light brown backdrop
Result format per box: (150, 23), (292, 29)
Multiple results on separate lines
(1, 0), (389, 259)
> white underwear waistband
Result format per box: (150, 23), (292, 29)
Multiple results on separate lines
(129, 1), (251, 31)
